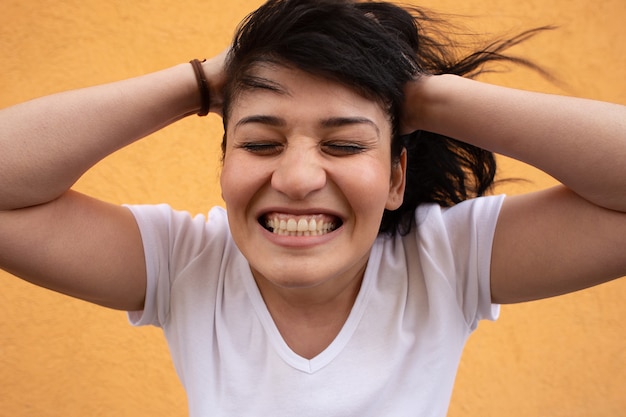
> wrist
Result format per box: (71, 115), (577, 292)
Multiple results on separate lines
(199, 49), (228, 116)
(190, 59), (210, 116)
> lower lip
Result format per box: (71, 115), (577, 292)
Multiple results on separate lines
(259, 223), (342, 248)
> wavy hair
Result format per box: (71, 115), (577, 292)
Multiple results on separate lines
(221, 0), (551, 235)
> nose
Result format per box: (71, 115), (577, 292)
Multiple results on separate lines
(271, 143), (326, 200)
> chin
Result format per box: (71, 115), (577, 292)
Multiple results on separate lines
(251, 264), (336, 290)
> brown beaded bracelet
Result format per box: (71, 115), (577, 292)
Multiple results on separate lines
(189, 59), (210, 116)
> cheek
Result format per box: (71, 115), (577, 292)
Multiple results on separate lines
(336, 159), (393, 215)
(219, 156), (245, 207)
(220, 168), (241, 209)
(219, 155), (269, 209)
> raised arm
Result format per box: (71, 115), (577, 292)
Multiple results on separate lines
(402, 75), (626, 303)
(0, 54), (225, 310)
(0, 57), (225, 209)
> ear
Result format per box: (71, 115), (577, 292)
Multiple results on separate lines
(385, 148), (407, 210)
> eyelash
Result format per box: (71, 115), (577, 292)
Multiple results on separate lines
(239, 142), (283, 155)
(237, 141), (366, 156)
(322, 142), (366, 155)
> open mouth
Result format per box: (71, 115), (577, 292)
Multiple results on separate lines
(260, 213), (342, 236)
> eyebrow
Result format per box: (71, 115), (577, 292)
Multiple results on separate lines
(320, 116), (380, 136)
(234, 115), (380, 136)
(234, 115), (286, 129)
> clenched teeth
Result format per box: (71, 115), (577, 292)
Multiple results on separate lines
(264, 214), (339, 236)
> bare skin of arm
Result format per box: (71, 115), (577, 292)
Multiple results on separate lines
(402, 74), (626, 303)
(0, 54), (226, 311)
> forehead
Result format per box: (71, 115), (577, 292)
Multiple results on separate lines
(227, 64), (391, 128)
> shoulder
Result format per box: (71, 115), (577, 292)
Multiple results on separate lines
(125, 204), (235, 272)
(416, 195), (504, 226)
(125, 204), (230, 241)
(375, 195), (505, 265)
(412, 195), (505, 247)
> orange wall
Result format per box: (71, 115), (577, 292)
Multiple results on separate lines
(1, 1), (624, 416)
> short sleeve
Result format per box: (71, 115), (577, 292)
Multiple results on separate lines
(414, 195), (505, 330)
(123, 204), (230, 327)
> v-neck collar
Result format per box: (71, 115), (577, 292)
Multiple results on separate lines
(241, 243), (381, 374)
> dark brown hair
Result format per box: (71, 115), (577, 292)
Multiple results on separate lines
(222, 0), (550, 234)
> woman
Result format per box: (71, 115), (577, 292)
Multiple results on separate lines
(1, 0), (624, 415)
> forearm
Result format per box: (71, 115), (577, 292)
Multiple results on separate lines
(0, 63), (202, 210)
(406, 75), (626, 211)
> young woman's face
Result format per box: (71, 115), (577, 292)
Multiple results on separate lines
(221, 64), (406, 296)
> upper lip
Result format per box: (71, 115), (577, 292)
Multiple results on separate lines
(256, 206), (345, 220)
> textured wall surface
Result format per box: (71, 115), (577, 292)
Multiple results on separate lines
(1, 0), (624, 416)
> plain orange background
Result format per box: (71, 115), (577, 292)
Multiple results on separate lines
(1, 1), (625, 416)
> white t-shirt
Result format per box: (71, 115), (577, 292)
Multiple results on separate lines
(127, 195), (504, 417)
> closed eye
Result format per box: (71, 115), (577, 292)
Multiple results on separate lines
(238, 142), (284, 155)
(321, 142), (367, 156)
